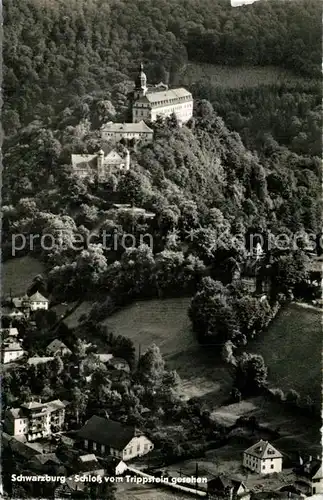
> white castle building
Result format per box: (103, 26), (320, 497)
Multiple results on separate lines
(101, 121), (153, 145)
(131, 63), (193, 125)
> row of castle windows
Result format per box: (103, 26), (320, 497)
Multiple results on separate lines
(135, 97), (192, 107)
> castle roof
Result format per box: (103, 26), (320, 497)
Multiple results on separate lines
(104, 150), (124, 164)
(134, 87), (192, 107)
(101, 120), (153, 133)
(71, 154), (97, 170)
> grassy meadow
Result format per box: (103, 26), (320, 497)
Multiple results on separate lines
(248, 303), (321, 402)
(173, 63), (310, 89)
(102, 297), (233, 402)
(2, 256), (45, 296)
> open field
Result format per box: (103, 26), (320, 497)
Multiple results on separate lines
(102, 298), (232, 402)
(247, 303), (321, 402)
(211, 397), (320, 456)
(173, 63), (311, 89)
(2, 256), (45, 296)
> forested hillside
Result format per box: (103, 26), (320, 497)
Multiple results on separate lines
(3, 0), (321, 293)
(3, 0), (321, 130)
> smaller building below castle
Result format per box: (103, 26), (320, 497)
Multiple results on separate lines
(71, 148), (130, 182)
(101, 121), (154, 145)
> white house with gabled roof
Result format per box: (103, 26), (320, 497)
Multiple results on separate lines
(243, 440), (283, 474)
(29, 292), (49, 311)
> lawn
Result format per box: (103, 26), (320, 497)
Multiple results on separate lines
(247, 303), (321, 403)
(173, 63), (310, 89)
(102, 297), (233, 403)
(211, 396), (321, 456)
(2, 256), (46, 296)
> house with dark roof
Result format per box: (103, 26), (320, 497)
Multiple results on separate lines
(27, 453), (64, 475)
(108, 357), (130, 373)
(295, 456), (323, 496)
(2, 432), (42, 460)
(76, 415), (154, 461)
(243, 440), (283, 474)
(46, 339), (72, 357)
(208, 474), (250, 500)
(74, 454), (105, 476)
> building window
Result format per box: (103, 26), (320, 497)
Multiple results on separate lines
(129, 448), (133, 455)
(93, 442), (97, 451)
(271, 464), (274, 469)
(137, 444), (140, 452)
(262, 465), (266, 470)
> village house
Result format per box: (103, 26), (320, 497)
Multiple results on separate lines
(12, 294), (30, 310)
(1, 327), (19, 339)
(207, 474), (250, 500)
(74, 454), (105, 476)
(71, 148), (130, 182)
(46, 339), (72, 357)
(131, 63), (193, 125)
(104, 455), (127, 476)
(77, 415), (154, 461)
(101, 120), (153, 144)
(27, 453), (63, 475)
(2, 340), (25, 364)
(2, 432), (42, 460)
(4, 399), (67, 441)
(295, 456), (323, 496)
(29, 291), (49, 311)
(108, 357), (130, 372)
(1, 307), (25, 320)
(243, 440), (283, 474)
(54, 476), (87, 499)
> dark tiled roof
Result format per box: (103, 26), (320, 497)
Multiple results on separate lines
(77, 416), (138, 450)
(208, 475), (245, 493)
(296, 459), (322, 479)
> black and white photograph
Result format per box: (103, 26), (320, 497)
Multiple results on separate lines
(1, 0), (322, 498)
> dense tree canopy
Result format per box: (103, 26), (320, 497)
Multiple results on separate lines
(3, 0), (321, 129)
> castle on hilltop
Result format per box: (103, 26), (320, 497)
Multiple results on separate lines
(130, 63), (193, 125)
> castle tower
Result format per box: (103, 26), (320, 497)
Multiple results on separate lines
(134, 62), (147, 100)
